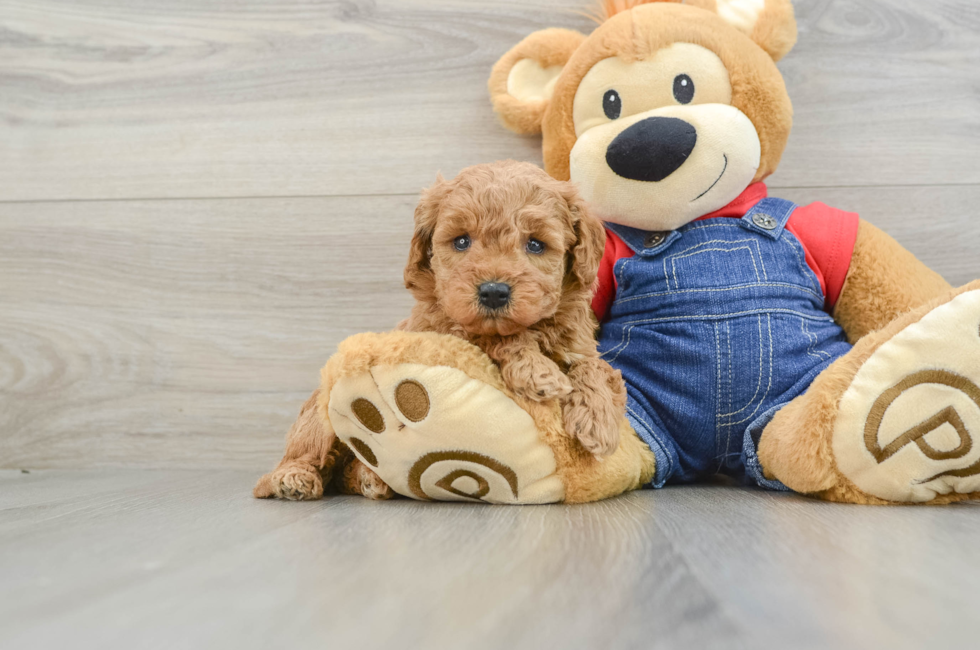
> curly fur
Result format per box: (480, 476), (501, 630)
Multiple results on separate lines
(403, 160), (623, 455)
(256, 160), (625, 500)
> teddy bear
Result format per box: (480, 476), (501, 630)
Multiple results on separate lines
(487, 0), (980, 504)
(257, 0), (980, 505)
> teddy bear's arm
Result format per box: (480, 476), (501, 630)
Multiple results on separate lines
(832, 219), (951, 343)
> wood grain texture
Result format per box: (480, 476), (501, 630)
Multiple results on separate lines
(0, 0), (978, 201)
(0, 195), (417, 469)
(2, 471), (978, 650)
(2, 186), (978, 470)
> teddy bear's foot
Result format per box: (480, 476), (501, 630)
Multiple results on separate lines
(321, 333), (569, 504)
(760, 282), (980, 504)
(832, 285), (980, 502)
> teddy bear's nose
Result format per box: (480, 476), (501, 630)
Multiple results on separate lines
(605, 116), (698, 182)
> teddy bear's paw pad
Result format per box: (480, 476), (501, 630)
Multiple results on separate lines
(833, 289), (980, 502)
(328, 363), (565, 504)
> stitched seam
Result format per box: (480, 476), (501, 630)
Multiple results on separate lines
(714, 322), (724, 472)
(670, 245), (762, 286)
(614, 282), (821, 304)
(613, 308), (835, 326)
(615, 255), (632, 292)
(726, 320), (733, 417)
(754, 238), (769, 280)
(802, 317), (831, 361)
(781, 234), (822, 296)
(719, 314), (765, 418)
(600, 323), (634, 364)
(714, 322), (722, 433)
(667, 237), (763, 254)
(626, 404), (674, 477)
(724, 314), (774, 427)
(682, 222), (746, 234)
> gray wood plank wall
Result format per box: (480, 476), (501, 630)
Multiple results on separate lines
(2, 0), (979, 469)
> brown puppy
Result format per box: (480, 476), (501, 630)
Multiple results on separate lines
(254, 160), (625, 501)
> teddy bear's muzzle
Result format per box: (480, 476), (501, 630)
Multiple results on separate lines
(605, 116), (698, 183)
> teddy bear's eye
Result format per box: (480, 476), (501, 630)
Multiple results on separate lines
(453, 234), (471, 251)
(602, 89), (622, 120)
(673, 74), (694, 104)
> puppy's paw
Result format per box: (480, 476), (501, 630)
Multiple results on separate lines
(339, 457), (395, 500)
(562, 387), (621, 458)
(504, 356), (573, 402)
(256, 463), (324, 500)
(527, 367), (574, 402)
(360, 471), (395, 501)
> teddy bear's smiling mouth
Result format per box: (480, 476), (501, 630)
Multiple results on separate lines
(692, 154), (728, 202)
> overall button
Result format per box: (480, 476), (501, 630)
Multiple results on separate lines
(644, 231), (668, 248)
(752, 213), (777, 230)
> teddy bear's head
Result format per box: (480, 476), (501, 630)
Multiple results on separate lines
(490, 0), (797, 232)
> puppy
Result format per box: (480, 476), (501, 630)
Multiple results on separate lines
(254, 160), (625, 501)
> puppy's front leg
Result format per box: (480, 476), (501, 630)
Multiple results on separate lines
(253, 388), (392, 500)
(488, 337), (572, 402)
(563, 356), (625, 457)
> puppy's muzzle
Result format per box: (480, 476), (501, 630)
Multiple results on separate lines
(478, 282), (511, 310)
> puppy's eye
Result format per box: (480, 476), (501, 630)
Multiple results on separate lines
(525, 238), (546, 255)
(602, 90), (621, 120)
(452, 234), (471, 251)
(673, 74), (694, 104)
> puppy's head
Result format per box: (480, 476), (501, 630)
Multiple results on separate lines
(405, 160), (604, 337)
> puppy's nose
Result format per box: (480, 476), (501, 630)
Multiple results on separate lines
(605, 116), (697, 182)
(478, 282), (511, 310)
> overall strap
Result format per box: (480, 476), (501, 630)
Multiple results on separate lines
(740, 197), (798, 240)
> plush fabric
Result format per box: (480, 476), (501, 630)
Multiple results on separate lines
(320, 331), (656, 504)
(484, 0), (980, 505)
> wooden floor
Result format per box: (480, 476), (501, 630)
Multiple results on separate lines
(2, 1), (980, 648)
(3, 470), (980, 650)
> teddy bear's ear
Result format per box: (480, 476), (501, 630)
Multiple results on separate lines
(489, 28), (586, 135)
(714, 0), (798, 62)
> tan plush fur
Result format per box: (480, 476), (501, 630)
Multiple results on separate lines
(759, 280), (980, 505)
(256, 160), (633, 500)
(489, 1), (796, 184)
(833, 219), (952, 344)
(749, 0), (798, 61)
(488, 1), (980, 505)
(488, 29), (586, 135)
(318, 331), (655, 504)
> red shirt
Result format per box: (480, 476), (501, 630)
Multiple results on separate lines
(591, 183), (859, 321)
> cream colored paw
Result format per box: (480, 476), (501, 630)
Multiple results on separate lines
(833, 289), (980, 502)
(326, 364), (565, 504)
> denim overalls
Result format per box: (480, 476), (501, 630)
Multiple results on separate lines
(598, 198), (853, 489)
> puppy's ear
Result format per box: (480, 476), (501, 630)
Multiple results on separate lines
(404, 175), (452, 301)
(489, 28), (585, 135)
(562, 185), (606, 292)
